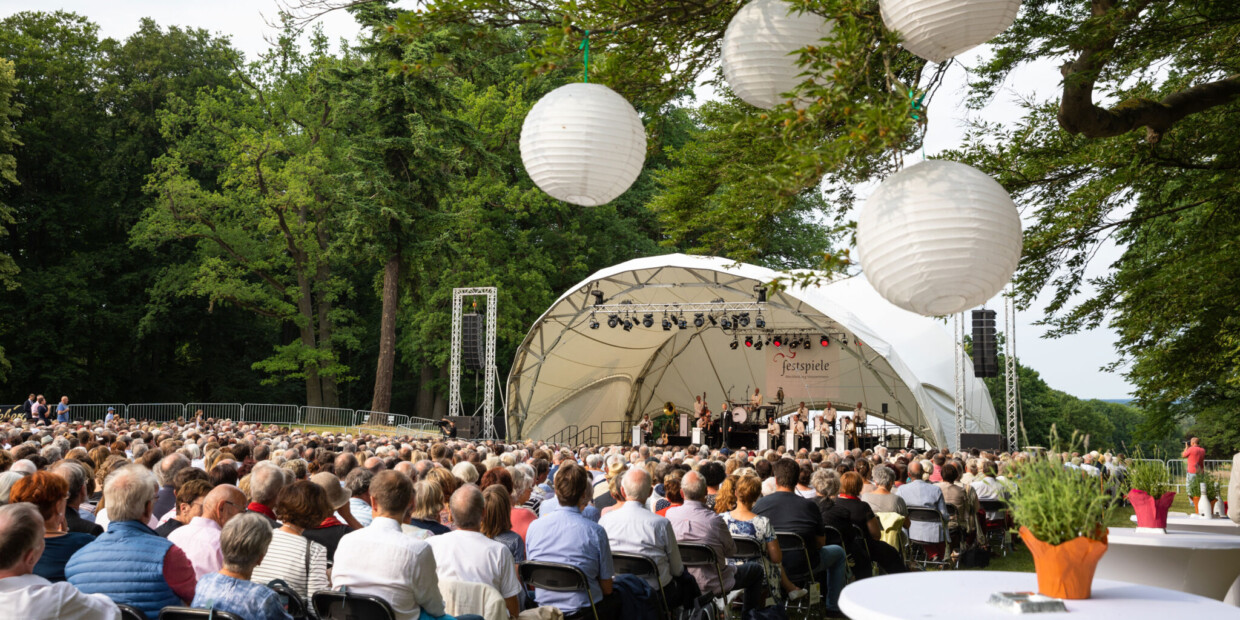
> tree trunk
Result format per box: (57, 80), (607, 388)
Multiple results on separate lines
(370, 250), (400, 413)
(297, 271), (324, 408)
(416, 364), (435, 419)
(314, 233), (338, 408)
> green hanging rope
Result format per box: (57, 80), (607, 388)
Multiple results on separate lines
(908, 89), (927, 121)
(579, 30), (591, 83)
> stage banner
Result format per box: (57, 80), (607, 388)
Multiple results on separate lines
(766, 342), (840, 406)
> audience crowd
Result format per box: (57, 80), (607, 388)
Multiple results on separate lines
(0, 415), (1139, 620)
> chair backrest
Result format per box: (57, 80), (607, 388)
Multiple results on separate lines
(311, 589), (398, 620)
(773, 531), (814, 581)
(157, 607), (245, 620)
(439, 579), (507, 620)
(612, 552), (660, 580)
(117, 604), (146, 620)
(677, 543), (721, 568)
(822, 525), (844, 546)
(906, 506), (945, 524)
(978, 499), (1006, 513)
(729, 536), (764, 561)
(520, 561), (591, 593)
(267, 579), (310, 619)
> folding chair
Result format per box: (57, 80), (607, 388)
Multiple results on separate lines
(978, 499), (1011, 556)
(728, 536), (765, 562)
(774, 531), (821, 620)
(520, 561), (599, 620)
(612, 552), (671, 618)
(117, 604), (145, 620)
(158, 608), (245, 620)
(312, 587), (398, 620)
(905, 506), (952, 570)
(267, 578), (311, 619)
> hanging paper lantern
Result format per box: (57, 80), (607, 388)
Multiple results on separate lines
(880, 0), (1022, 64)
(855, 160), (1022, 316)
(519, 83), (646, 207)
(721, 0), (836, 110)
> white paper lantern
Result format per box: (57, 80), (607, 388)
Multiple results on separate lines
(519, 82), (646, 207)
(855, 160), (1022, 316)
(880, 0), (1021, 63)
(721, 0), (836, 110)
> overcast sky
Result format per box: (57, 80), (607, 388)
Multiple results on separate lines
(3, 0), (1134, 399)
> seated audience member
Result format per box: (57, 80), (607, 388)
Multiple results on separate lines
(0, 470), (28, 506)
(168, 484), (247, 578)
(507, 464), (538, 540)
(599, 467), (691, 607)
(970, 461), (1007, 521)
(699, 461), (727, 510)
(755, 459), (847, 618)
(936, 463), (977, 539)
(191, 512), (293, 620)
(66, 464), (197, 619)
(249, 481), (332, 600)
(49, 460), (103, 536)
(157, 478), (212, 537)
(304, 472), (356, 562)
(9, 471), (94, 582)
(669, 470), (765, 611)
(0, 503), (120, 619)
(527, 462), (618, 620)
(410, 480), (452, 535)
(334, 470), (450, 620)
(344, 468), (375, 527)
(153, 454), (190, 517)
(428, 485), (523, 619)
(481, 484), (525, 563)
(896, 461), (949, 557)
(155, 467), (210, 528)
(721, 475), (806, 602)
(246, 461), (286, 526)
(831, 472), (907, 578)
(655, 469), (684, 516)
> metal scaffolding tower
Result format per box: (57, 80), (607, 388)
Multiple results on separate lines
(449, 287), (499, 440)
(1004, 286), (1021, 451)
(953, 312), (967, 450)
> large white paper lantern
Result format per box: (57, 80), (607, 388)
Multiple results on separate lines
(721, 0), (836, 110)
(880, 0), (1021, 63)
(519, 82), (646, 207)
(856, 160), (1022, 316)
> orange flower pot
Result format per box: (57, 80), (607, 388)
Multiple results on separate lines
(1019, 526), (1109, 600)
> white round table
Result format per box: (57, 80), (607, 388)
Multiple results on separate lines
(839, 571), (1240, 619)
(1097, 528), (1240, 605)
(1130, 513), (1240, 535)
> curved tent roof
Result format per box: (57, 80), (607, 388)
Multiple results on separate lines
(506, 254), (998, 450)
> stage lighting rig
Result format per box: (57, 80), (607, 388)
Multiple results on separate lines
(662, 316), (672, 331)
(721, 316), (733, 330)
(591, 290), (604, 306)
(754, 339), (763, 350)
(677, 315), (688, 329)
(745, 336), (753, 348)
(772, 335), (783, 347)
(642, 314), (654, 328)
(730, 338), (739, 349)
(607, 314), (619, 328)
(621, 318), (633, 331)
(739, 313), (751, 327)
(820, 335), (829, 346)
(754, 285), (767, 303)
(693, 313), (705, 328)
(589, 315), (599, 329)
(708, 315), (718, 326)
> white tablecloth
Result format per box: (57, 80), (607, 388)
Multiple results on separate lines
(1097, 528), (1240, 605)
(1132, 513), (1240, 535)
(839, 571), (1240, 620)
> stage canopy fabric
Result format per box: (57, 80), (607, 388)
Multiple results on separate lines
(506, 254), (999, 450)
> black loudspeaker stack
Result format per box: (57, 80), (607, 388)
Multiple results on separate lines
(463, 313), (486, 371)
(971, 309), (998, 378)
(960, 433), (1005, 453)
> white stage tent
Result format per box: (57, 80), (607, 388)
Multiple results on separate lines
(506, 254), (998, 450)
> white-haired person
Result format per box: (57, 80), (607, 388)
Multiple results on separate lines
(0, 503), (120, 619)
(192, 512), (291, 620)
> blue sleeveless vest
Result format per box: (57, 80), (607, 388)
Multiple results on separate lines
(65, 520), (183, 619)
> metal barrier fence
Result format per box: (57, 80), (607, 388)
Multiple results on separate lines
(72, 404), (125, 423)
(243, 403), (300, 426)
(127, 403), (185, 422)
(186, 403), (243, 421)
(301, 406), (354, 428)
(1162, 459), (1231, 496)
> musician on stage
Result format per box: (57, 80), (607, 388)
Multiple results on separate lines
(843, 415), (857, 450)
(750, 388), (762, 409)
(694, 394), (705, 417)
(698, 403), (717, 447)
(639, 414), (653, 445)
(854, 401), (868, 437)
(776, 386), (785, 404)
(767, 415), (781, 439)
(790, 412), (807, 450)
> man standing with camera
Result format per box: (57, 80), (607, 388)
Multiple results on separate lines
(1181, 436), (1206, 494)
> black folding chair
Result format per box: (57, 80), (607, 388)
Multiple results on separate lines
(906, 506), (952, 570)
(677, 542), (725, 596)
(774, 531), (820, 620)
(520, 561), (599, 620)
(267, 578), (311, 619)
(312, 588), (397, 620)
(728, 536), (765, 562)
(978, 499), (1011, 555)
(612, 552), (670, 618)
(117, 604), (145, 620)
(158, 607), (245, 620)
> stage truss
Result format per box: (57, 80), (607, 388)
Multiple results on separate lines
(449, 287), (500, 440)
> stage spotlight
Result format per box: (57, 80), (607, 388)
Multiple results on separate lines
(755, 314), (766, 329)
(739, 313), (750, 327)
(642, 314), (654, 328)
(754, 285), (767, 303)
(662, 317), (672, 331)
(693, 313), (705, 328)
(804, 338), (812, 349)
(622, 319), (633, 331)
(730, 339), (739, 350)
(678, 317), (687, 330)
(755, 340), (763, 350)
(708, 315), (718, 326)
(772, 335), (783, 347)
(589, 316), (599, 330)
(591, 290), (604, 306)
(721, 317), (733, 330)
(607, 315), (619, 328)
(820, 335), (830, 347)
(745, 336), (753, 348)
(789, 340), (797, 349)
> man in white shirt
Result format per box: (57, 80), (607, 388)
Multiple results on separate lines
(0, 503), (120, 619)
(168, 485), (246, 578)
(598, 467), (690, 608)
(970, 461), (1008, 521)
(334, 471), (446, 620)
(427, 485), (521, 619)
